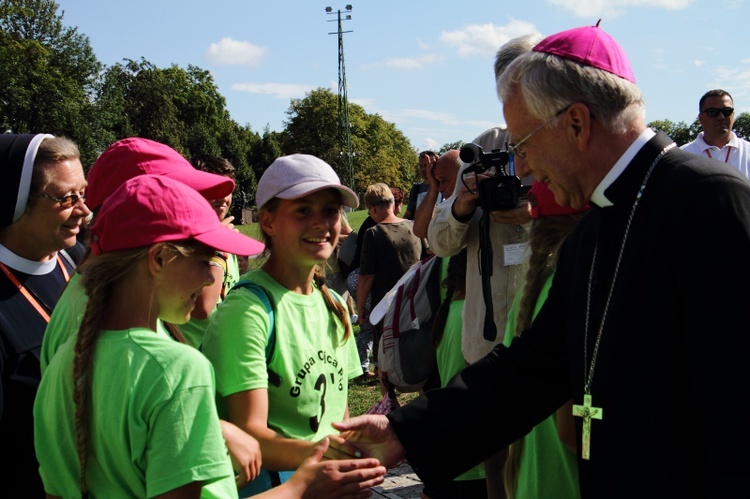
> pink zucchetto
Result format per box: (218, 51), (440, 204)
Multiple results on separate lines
(532, 22), (636, 84)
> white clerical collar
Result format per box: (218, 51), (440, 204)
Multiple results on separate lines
(0, 243), (58, 275)
(696, 131), (738, 152)
(590, 128), (657, 207)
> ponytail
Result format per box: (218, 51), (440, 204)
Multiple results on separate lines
(313, 266), (352, 342)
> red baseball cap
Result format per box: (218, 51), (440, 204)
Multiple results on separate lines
(86, 138), (235, 210)
(90, 175), (264, 256)
(529, 180), (590, 218)
(533, 24), (635, 84)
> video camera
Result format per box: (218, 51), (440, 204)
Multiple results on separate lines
(459, 143), (522, 212)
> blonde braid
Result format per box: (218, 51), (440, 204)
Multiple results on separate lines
(313, 266), (351, 342)
(72, 247), (150, 494)
(515, 214), (587, 336)
(505, 212), (587, 498)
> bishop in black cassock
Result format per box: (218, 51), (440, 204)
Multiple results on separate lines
(334, 25), (750, 499)
(387, 130), (750, 498)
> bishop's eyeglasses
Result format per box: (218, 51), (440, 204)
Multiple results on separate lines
(508, 104), (572, 159)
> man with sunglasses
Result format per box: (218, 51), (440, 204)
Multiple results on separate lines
(0, 134), (90, 497)
(681, 89), (750, 177)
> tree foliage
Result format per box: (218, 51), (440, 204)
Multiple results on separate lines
(0, 0), (104, 165)
(282, 88), (417, 204)
(648, 114), (750, 145)
(96, 58), (264, 207)
(647, 118), (701, 146)
(440, 141), (464, 155)
(734, 113), (750, 140)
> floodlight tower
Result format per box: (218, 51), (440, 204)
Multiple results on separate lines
(326, 5), (355, 190)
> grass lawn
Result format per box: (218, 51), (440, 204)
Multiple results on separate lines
(347, 376), (420, 417)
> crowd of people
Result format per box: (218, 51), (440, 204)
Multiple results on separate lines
(1, 21), (749, 499)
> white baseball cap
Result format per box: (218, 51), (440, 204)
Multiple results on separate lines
(256, 154), (359, 209)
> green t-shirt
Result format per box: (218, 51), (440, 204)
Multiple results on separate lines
(180, 252), (241, 349)
(40, 272), (169, 373)
(435, 297), (486, 482)
(202, 268), (361, 443)
(40, 271), (86, 373)
(503, 277), (580, 499)
(34, 327), (236, 498)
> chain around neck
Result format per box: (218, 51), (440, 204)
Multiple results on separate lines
(583, 143), (675, 394)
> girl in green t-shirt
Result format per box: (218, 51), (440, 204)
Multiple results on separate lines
(203, 154), (368, 495)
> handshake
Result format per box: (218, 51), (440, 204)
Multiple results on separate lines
(326, 415), (406, 469)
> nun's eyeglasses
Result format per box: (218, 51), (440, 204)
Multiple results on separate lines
(38, 192), (86, 208)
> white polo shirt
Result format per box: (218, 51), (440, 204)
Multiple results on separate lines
(681, 131), (750, 178)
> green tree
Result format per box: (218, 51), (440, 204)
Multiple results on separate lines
(734, 112), (750, 140)
(282, 88), (417, 202)
(0, 0), (104, 166)
(353, 114), (416, 197)
(245, 126), (283, 207)
(97, 58), (265, 204)
(647, 118), (700, 146)
(440, 141), (464, 154)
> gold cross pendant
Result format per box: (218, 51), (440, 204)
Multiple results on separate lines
(572, 394), (603, 460)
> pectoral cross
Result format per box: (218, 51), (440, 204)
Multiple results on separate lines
(572, 394), (603, 460)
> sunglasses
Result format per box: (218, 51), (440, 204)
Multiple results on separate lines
(701, 107), (734, 118)
(38, 192), (86, 209)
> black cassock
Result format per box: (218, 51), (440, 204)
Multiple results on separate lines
(388, 132), (750, 498)
(0, 242), (82, 497)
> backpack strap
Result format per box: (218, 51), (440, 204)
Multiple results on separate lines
(231, 280), (281, 387)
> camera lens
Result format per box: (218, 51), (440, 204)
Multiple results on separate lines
(459, 143), (482, 164)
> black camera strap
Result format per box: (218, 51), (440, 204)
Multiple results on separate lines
(479, 209), (498, 341)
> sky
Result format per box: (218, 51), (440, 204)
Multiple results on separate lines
(59, 0), (750, 153)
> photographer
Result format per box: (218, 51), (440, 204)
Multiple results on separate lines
(426, 128), (530, 499)
(428, 126), (531, 363)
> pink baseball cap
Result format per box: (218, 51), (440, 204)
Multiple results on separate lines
(256, 154), (359, 209)
(90, 175), (264, 256)
(86, 138), (235, 210)
(529, 180), (590, 218)
(532, 23), (635, 83)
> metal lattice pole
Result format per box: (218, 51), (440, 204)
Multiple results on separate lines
(326, 5), (355, 190)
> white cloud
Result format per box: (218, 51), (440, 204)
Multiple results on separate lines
(362, 54), (444, 71)
(707, 64), (750, 109)
(350, 97), (375, 109)
(205, 38), (268, 67)
(546, 0), (695, 19)
(440, 19), (539, 57)
(365, 19), (539, 71)
(422, 138), (442, 151)
(722, 0), (745, 8)
(394, 108), (457, 122)
(694, 60), (707, 67)
(231, 82), (315, 99)
(712, 67), (750, 89)
(386, 107), (497, 131)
